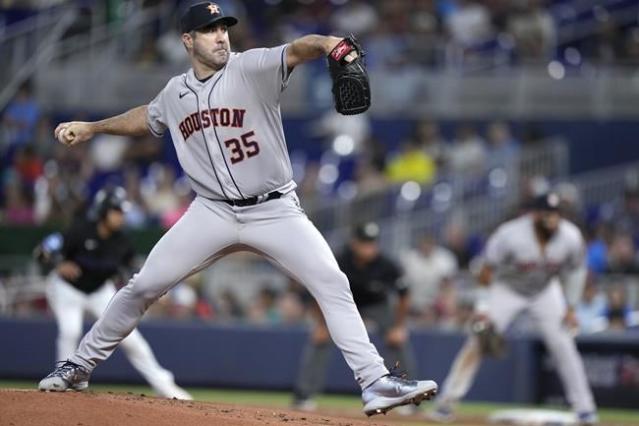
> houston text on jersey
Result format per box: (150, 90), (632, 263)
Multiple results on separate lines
(178, 108), (246, 140)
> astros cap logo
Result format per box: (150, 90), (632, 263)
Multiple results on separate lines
(207, 3), (220, 15)
(180, 2), (238, 35)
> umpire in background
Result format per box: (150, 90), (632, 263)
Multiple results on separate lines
(36, 187), (191, 399)
(292, 222), (416, 410)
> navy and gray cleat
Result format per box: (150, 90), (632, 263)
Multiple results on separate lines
(38, 360), (90, 392)
(362, 374), (438, 417)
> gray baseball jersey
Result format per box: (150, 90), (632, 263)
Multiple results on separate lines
(483, 214), (585, 296)
(146, 44), (296, 200)
(437, 213), (595, 415)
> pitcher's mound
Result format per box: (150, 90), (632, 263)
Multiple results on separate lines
(0, 389), (390, 426)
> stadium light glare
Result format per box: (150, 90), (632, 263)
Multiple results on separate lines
(564, 47), (582, 66)
(318, 164), (338, 185)
(489, 168), (508, 189)
(332, 134), (355, 156)
(337, 181), (358, 200)
(548, 61), (565, 80)
(400, 181), (421, 202)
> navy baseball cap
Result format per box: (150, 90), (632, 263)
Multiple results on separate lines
(533, 192), (561, 211)
(180, 2), (238, 34)
(353, 222), (380, 242)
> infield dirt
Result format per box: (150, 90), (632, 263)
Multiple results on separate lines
(0, 389), (452, 426)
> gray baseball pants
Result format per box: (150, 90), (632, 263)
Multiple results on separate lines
(69, 193), (389, 389)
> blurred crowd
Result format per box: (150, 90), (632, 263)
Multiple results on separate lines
(0, 79), (541, 227)
(1, 79), (639, 335)
(295, 111), (530, 202)
(4, 0), (639, 70)
(85, 0), (639, 70)
(0, 81), (195, 228)
(4, 175), (638, 336)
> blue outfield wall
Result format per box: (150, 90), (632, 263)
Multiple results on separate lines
(1, 318), (638, 407)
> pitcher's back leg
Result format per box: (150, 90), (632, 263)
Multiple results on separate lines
(69, 198), (237, 371)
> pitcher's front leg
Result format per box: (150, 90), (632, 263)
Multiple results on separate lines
(241, 198), (437, 416)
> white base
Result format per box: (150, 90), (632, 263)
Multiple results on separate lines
(489, 409), (577, 426)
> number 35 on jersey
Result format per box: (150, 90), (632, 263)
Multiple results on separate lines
(178, 107), (260, 164)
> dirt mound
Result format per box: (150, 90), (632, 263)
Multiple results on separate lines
(0, 389), (396, 426)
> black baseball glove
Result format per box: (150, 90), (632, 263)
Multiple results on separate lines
(327, 36), (371, 115)
(472, 318), (507, 358)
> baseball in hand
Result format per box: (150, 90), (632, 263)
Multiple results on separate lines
(59, 127), (70, 143)
(55, 123), (81, 145)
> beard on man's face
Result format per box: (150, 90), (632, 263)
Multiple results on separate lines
(533, 217), (557, 241)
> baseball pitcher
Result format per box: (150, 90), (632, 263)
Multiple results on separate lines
(429, 193), (597, 425)
(38, 2), (436, 416)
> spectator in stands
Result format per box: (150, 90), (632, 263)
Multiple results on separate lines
(448, 123), (486, 176)
(355, 162), (388, 197)
(276, 285), (306, 325)
(413, 120), (449, 169)
(507, 0), (556, 62)
(407, 0), (441, 66)
(443, 214), (474, 269)
(604, 186), (639, 241)
(365, 19), (411, 71)
(329, 0), (378, 37)
(275, 2), (330, 44)
(606, 234), (639, 275)
(432, 275), (459, 330)
(385, 138), (437, 185)
(122, 167), (149, 228)
(141, 163), (180, 223)
(1, 81), (41, 151)
(554, 182), (583, 226)
(13, 144), (44, 186)
(2, 179), (35, 225)
(484, 121), (520, 172)
(354, 136), (388, 196)
(162, 281), (199, 320)
(575, 276), (607, 334)
(587, 14), (626, 64)
(123, 134), (163, 170)
(213, 289), (244, 322)
(604, 285), (632, 331)
(160, 177), (193, 229)
(586, 223), (610, 275)
(247, 285), (282, 324)
(444, 0), (493, 47)
(400, 234), (458, 322)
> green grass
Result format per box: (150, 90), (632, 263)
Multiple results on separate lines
(2, 380), (638, 423)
